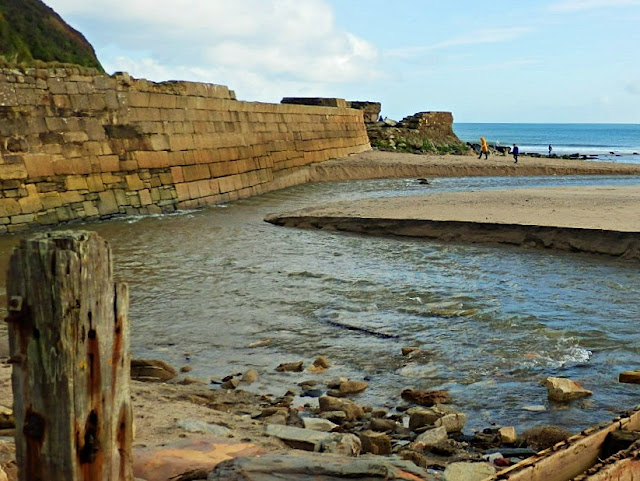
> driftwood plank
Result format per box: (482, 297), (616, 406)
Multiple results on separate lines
(6, 231), (133, 481)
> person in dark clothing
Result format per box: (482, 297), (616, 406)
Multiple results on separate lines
(512, 144), (519, 163)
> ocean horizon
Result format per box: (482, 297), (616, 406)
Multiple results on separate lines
(453, 122), (640, 164)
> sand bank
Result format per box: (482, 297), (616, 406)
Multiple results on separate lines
(267, 151), (640, 260)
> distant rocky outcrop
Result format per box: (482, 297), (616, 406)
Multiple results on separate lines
(0, 0), (103, 70)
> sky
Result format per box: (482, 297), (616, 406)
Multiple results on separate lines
(43, 0), (640, 124)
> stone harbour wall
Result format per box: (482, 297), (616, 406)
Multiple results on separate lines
(0, 67), (370, 232)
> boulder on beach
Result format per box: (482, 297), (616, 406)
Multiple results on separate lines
(275, 361), (304, 372)
(401, 389), (451, 406)
(131, 359), (177, 382)
(543, 376), (593, 402)
(318, 396), (365, 421)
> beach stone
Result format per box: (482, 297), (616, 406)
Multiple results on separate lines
(180, 365), (192, 373)
(131, 359), (177, 382)
(408, 406), (453, 431)
(402, 347), (420, 356)
(521, 425), (572, 451)
(221, 378), (240, 390)
(176, 419), (231, 437)
(321, 433), (362, 456)
(265, 424), (332, 452)
(443, 461), (496, 481)
(619, 369), (640, 384)
(318, 396), (364, 421)
(248, 338), (272, 348)
(328, 380), (369, 397)
(434, 412), (468, 433)
(302, 417), (338, 432)
(0, 407), (13, 430)
(499, 426), (517, 444)
(275, 361), (304, 372)
(412, 426), (448, 450)
(319, 411), (348, 424)
(207, 451), (431, 480)
(327, 377), (348, 389)
(401, 389), (451, 406)
(522, 404), (547, 412)
(307, 355), (331, 372)
(359, 430), (392, 455)
(543, 377), (593, 402)
(369, 418), (398, 432)
(241, 369), (259, 383)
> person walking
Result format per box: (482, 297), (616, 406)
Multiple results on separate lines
(478, 136), (489, 160)
(512, 144), (519, 163)
(548, 144), (553, 157)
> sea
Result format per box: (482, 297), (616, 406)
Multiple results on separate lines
(454, 123), (640, 163)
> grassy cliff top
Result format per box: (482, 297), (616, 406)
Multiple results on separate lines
(0, 0), (103, 71)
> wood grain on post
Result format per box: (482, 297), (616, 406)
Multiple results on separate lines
(6, 231), (133, 481)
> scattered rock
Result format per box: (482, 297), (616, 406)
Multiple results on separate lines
(131, 359), (177, 382)
(319, 411), (348, 424)
(208, 451), (431, 480)
(276, 361), (304, 372)
(402, 347), (420, 356)
(176, 419), (231, 437)
(321, 433), (362, 456)
(434, 412), (468, 434)
(618, 369), (640, 384)
(543, 377), (593, 402)
(241, 369), (259, 383)
(327, 377), (348, 389)
(522, 405), (547, 412)
(221, 378), (240, 390)
(308, 356), (331, 372)
(521, 425), (572, 451)
(318, 396), (364, 421)
(302, 417), (338, 432)
(180, 365), (192, 373)
(411, 426), (448, 450)
(401, 389), (451, 406)
(499, 426), (517, 444)
(369, 418), (398, 432)
(248, 339), (272, 348)
(408, 406), (452, 431)
(443, 461), (496, 481)
(265, 424), (332, 452)
(359, 430), (392, 455)
(328, 380), (368, 397)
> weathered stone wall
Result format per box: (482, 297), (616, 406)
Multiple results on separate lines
(0, 68), (370, 232)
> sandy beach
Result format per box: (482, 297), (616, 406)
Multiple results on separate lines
(1, 150), (640, 480)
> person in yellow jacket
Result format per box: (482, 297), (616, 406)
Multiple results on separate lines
(478, 136), (489, 159)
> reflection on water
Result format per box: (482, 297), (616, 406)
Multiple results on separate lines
(1, 175), (639, 432)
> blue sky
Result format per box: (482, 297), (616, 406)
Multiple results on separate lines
(45, 0), (640, 123)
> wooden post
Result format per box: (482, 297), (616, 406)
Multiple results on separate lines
(5, 231), (133, 481)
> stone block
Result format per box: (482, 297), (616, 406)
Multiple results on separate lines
(36, 210), (59, 225)
(0, 163), (28, 180)
(65, 175), (89, 191)
(82, 201), (100, 217)
(0, 199), (21, 217)
(22, 153), (54, 177)
(97, 190), (119, 215)
(86, 174), (106, 192)
(59, 191), (84, 204)
(40, 193), (63, 209)
(11, 213), (36, 224)
(358, 431), (392, 455)
(175, 183), (190, 201)
(138, 189), (152, 206)
(182, 164), (210, 182)
(99, 155), (120, 172)
(125, 174), (145, 191)
(18, 194), (43, 214)
(265, 424), (331, 452)
(55, 206), (74, 222)
(543, 377), (593, 402)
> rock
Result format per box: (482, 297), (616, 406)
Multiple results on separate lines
(131, 359), (177, 382)
(207, 451), (431, 480)
(402, 347), (420, 356)
(321, 433), (361, 456)
(358, 430), (392, 455)
(302, 417), (338, 432)
(0, 467), (7, 481)
(408, 406), (452, 431)
(434, 413), (468, 433)
(543, 377), (593, 402)
(521, 425), (572, 451)
(401, 389), (451, 406)
(327, 377), (348, 389)
(319, 411), (348, 424)
(301, 389), (324, 398)
(499, 426), (517, 444)
(265, 424), (331, 452)
(618, 369), (640, 384)
(328, 380), (368, 397)
(369, 418), (398, 432)
(443, 461), (496, 481)
(411, 426), (448, 450)
(318, 396), (364, 421)
(248, 338), (272, 348)
(241, 369), (259, 383)
(221, 378), (240, 390)
(180, 365), (192, 373)
(522, 405), (547, 412)
(176, 419), (231, 437)
(313, 356), (331, 368)
(276, 361), (304, 372)
(178, 376), (201, 385)
(0, 407), (14, 430)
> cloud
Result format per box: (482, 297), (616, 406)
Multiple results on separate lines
(44, 0), (380, 100)
(386, 27), (532, 60)
(548, 0), (640, 13)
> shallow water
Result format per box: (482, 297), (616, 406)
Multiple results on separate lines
(2, 174), (640, 433)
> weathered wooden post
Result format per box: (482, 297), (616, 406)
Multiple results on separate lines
(5, 231), (133, 481)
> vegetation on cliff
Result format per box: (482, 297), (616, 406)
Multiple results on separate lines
(0, 0), (103, 71)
